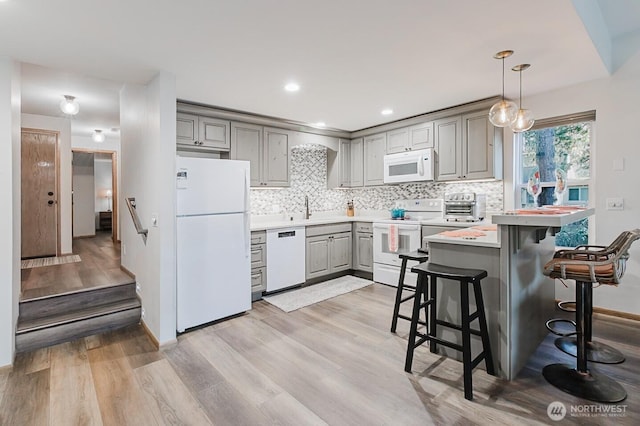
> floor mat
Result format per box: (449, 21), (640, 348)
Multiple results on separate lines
(21, 254), (82, 269)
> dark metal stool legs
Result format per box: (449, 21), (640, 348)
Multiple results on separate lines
(543, 281), (627, 403)
(391, 252), (428, 333)
(405, 263), (494, 401)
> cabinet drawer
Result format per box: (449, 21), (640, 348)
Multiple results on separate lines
(251, 244), (266, 269)
(251, 231), (266, 244)
(251, 267), (266, 292)
(306, 222), (351, 237)
(354, 222), (373, 233)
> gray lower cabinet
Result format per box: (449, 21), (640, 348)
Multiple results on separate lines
(177, 113), (231, 151)
(364, 132), (386, 186)
(250, 231), (267, 295)
(305, 223), (352, 280)
(353, 222), (373, 272)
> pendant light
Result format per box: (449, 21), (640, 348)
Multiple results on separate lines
(60, 95), (80, 115)
(92, 129), (105, 143)
(488, 50), (518, 127)
(510, 64), (535, 133)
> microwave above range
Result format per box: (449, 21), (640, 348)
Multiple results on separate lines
(383, 148), (434, 184)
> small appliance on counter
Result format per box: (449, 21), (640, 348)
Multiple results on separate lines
(347, 200), (354, 217)
(444, 192), (486, 222)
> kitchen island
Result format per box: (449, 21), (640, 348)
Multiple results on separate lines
(423, 208), (594, 380)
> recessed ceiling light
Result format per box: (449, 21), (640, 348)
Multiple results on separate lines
(92, 129), (105, 143)
(60, 95), (79, 115)
(314, 122), (326, 128)
(381, 108), (393, 116)
(284, 82), (300, 92)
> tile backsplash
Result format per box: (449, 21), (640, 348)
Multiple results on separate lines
(250, 145), (504, 215)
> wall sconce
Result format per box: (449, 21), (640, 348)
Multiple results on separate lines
(60, 95), (80, 115)
(510, 64), (535, 133)
(105, 189), (112, 211)
(92, 129), (105, 143)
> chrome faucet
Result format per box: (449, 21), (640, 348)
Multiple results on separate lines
(305, 195), (311, 219)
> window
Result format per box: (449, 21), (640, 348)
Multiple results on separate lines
(515, 111), (594, 247)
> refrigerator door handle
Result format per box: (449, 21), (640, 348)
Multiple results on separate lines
(244, 169), (251, 258)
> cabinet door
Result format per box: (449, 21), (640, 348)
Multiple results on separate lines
(251, 267), (266, 293)
(330, 232), (352, 273)
(306, 235), (330, 280)
(350, 138), (364, 187)
(354, 232), (373, 272)
(462, 111), (495, 180)
(263, 127), (290, 187)
(364, 133), (386, 186)
(435, 116), (462, 181)
(231, 122), (262, 187)
(198, 117), (231, 150)
(339, 139), (351, 187)
(409, 121), (434, 150)
(176, 113), (198, 147)
(386, 127), (409, 154)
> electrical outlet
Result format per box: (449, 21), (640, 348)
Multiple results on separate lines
(151, 213), (158, 227)
(122, 243), (127, 255)
(606, 197), (624, 210)
(141, 307), (145, 320)
(136, 283), (141, 293)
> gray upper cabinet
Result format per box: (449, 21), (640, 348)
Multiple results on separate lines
(177, 113), (230, 151)
(339, 139), (351, 188)
(409, 121), (434, 150)
(386, 127), (410, 154)
(230, 122), (262, 187)
(263, 127), (290, 187)
(435, 111), (500, 181)
(364, 133), (386, 186)
(350, 138), (364, 187)
(434, 115), (463, 181)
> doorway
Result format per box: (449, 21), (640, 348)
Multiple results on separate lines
(21, 128), (60, 259)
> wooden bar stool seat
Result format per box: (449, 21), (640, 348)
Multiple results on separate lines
(390, 250), (429, 333)
(405, 262), (495, 401)
(542, 228), (640, 403)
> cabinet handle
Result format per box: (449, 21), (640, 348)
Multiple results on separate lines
(194, 141), (198, 145)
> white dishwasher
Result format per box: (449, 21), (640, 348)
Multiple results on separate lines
(266, 226), (306, 292)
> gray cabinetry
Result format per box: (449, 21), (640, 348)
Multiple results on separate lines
(353, 222), (373, 272)
(177, 113), (230, 151)
(386, 127), (410, 154)
(305, 223), (352, 280)
(435, 111), (500, 181)
(328, 139), (352, 189)
(364, 133), (386, 186)
(250, 231), (267, 297)
(231, 124), (291, 187)
(386, 122), (434, 154)
(350, 138), (364, 187)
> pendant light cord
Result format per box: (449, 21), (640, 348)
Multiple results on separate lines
(519, 70), (522, 109)
(502, 58), (505, 99)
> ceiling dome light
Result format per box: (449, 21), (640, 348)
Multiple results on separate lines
(60, 95), (79, 115)
(284, 82), (300, 92)
(381, 109), (393, 116)
(314, 122), (326, 128)
(92, 129), (105, 143)
(510, 64), (535, 133)
(488, 50), (518, 127)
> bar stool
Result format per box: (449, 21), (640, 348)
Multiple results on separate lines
(542, 228), (640, 403)
(405, 262), (495, 401)
(390, 250), (429, 333)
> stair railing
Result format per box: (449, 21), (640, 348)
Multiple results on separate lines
(125, 197), (148, 244)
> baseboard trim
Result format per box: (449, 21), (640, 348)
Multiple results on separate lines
(555, 299), (640, 322)
(141, 319), (160, 349)
(120, 265), (136, 279)
(73, 235), (96, 240)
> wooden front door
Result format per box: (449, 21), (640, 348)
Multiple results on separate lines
(21, 129), (59, 258)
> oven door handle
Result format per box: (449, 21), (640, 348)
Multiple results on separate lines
(373, 223), (420, 231)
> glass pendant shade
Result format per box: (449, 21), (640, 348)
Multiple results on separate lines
(489, 99), (518, 127)
(60, 95), (79, 115)
(511, 109), (535, 133)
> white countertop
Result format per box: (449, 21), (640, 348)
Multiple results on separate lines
(491, 208), (594, 227)
(423, 227), (501, 248)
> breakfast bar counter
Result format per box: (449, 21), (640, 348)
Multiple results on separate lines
(422, 208), (595, 380)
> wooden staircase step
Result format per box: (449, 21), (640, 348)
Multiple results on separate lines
(16, 298), (141, 353)
(19, 281), (137, 322)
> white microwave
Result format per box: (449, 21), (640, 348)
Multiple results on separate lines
(383, 148), (434, 184)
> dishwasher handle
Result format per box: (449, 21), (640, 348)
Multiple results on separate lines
(278, 230), (297, 238)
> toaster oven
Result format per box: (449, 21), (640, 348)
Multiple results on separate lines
(444, 193), (486, 222)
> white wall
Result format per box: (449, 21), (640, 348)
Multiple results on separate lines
(94, 159), (113, 228)
(0, 57), (20, 367)
(120, 71), (177, 345)
(72, 153), (96, 237)
(21, 113), (73, 254)
(504, 49), (640, 315)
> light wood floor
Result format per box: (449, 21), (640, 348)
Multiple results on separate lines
(1, 283), (638, 425)
(21, 232), (132, 301)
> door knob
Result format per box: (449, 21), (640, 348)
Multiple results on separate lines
(48, 200), (54, 205)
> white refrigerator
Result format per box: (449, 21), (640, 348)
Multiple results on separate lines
(176, 155), (251, 332)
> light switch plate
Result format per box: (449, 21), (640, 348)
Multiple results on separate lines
(606, 198), (624, 210)
(151, 213), (158, 227)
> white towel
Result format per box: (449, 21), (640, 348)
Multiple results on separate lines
(388, 224), (399, 253)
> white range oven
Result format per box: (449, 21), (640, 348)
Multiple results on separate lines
(373, 198), (443, 287)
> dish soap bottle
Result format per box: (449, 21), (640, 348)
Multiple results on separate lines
(347, 200), (354, 217)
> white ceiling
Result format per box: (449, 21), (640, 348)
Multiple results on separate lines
(2, 0), (639, 135)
